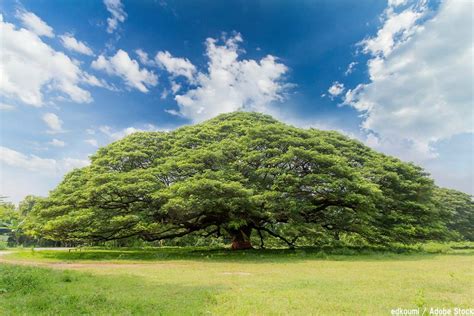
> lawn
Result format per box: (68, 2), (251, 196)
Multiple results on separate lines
(0, 246), (473, 315)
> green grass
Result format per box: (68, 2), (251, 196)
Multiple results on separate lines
(7, 242), (474, 263)
(1, 245), (473, 315)
(0, 264), (213, 315)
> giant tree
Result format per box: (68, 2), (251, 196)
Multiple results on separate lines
(27, 112), (449, 249)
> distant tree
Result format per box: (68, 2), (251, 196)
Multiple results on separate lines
(0, 201), (20, 244)
(27, 112), (450, 249)
(0, 202), (18, 225)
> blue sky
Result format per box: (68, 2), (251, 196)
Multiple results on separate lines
(0, 0), (472, 203)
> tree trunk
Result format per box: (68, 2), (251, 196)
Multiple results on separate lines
(229, 226), (253, 250)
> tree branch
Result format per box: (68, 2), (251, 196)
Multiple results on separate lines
(259, 227), (295, 249)
(257, 228), (265, 249)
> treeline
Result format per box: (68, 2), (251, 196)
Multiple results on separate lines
(2, 113), (473, 249)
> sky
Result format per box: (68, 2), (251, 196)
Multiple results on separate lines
(0, 0), (472, 203)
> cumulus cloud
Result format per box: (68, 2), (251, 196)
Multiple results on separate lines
(172, 34), (289, 122)
(16, 10), (54, 37)
(42, 113), (63, 133)
(0, 14), (92, 106)
(0, 146), (90, 202)
(344, 0), (473, 160)
(328, 81), (345, 97)
(60, 34), (94, 56)
(363, 132), (438, 161)
(155, 51), (196, 82)
(92, 49), (158, 92)
(48, 139), (66, 147)
(358, 3), (425, 58)
(0, 146), (88, 174)
(104, 0), (126, 33)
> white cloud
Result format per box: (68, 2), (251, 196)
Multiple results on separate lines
(17, 10), (54, 37)
(164, 109), (182, 117)
(328, 81), (345, 97)
(277, 113), (358, 140)
(42, 113), (63, 133)
(99, 124), (164, 140)
(82, 73), (105, 87)
(173, 34), (289, 122)
(0, 103), (15, 111)
(60, 34), (94, 56)
(0, 167), (56, 203)
(159, 81), (182, 100)
(344, 62), (357, 76)
(0, 146), (88, 173)
(388, 0), (408, 8)
(104, 0), (126, 33)
(135, 49), (154, 66)
(48, 139), (66, 147)
(85, 139), (99, 147)
(0, 14), (92, 106)
(81, 72), (117, 91)
(0, 146), (90, 203)
(160, 89), (169, 100)
(171, 81), (181, 94)
(344, 0), (473, 161)
(155, 51), (196, 82)
(92, 49), (158, 92)
(362, 133), (438, 161)
(358, 4), (425, 58)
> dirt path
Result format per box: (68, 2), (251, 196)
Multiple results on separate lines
(0, 251), (12, 257)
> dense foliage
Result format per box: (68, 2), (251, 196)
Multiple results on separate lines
(433, 188), (474, 241)
(25, 112), (473, 248)
(1, 196), (44, 247)
(0, 199), (19, 246)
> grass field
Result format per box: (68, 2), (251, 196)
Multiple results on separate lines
(0, 245), (473, 315)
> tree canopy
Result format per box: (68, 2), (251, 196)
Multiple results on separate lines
(433, 187), (474, 241)
(26, 112), (470, 249)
